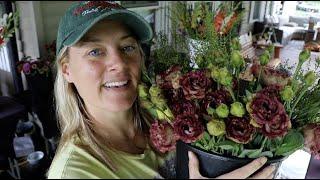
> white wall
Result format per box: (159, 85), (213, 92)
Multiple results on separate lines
(16, 1), (73, 60)
(39, 1), (74, 46)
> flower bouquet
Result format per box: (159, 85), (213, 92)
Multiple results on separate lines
(138, 1), (320, 178)
(16, 56), (52, 77)
(0, 11), (19, 47)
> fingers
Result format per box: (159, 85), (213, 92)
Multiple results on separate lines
(188, 151), (206, 179)
(216, 157), (267, 179)
(249, 165), (276, 179)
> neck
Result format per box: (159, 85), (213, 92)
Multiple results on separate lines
(85, 103), (136, 141)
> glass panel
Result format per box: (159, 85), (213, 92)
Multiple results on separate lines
(253, 1), (261, 20)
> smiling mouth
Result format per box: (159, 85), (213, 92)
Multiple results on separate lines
(103, 80), (129, 89)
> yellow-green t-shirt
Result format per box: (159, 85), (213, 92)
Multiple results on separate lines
(47, 138), (175, 179)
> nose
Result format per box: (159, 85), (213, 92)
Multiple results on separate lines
(106, 48), (127, 72)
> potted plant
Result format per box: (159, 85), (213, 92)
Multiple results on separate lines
(138, 1), (320, 178)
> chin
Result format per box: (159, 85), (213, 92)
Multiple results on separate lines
(106, 102), (134, 112)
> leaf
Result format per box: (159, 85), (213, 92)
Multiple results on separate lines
(203, 131), (211, 142)
(238, 148), (272, 158)
(248, 149), (262, 158)
(147, 108), (158, 119)
(275, 130), (304, 156)
(215, 140), (239, 151)
(259, 151), (273, 158)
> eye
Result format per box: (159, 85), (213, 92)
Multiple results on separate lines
(122, 45), (136, 54)
(88, 48), (104, 57)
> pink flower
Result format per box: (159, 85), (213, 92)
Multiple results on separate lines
(180, 70), (212, 100)
(171, 100), (198, 116)
(156, 65), (182, 89)
(260, 113), (291, 138)
(257, 85), (281, 100)
(22, 63), (31, 74)
(226, 116), (255, 144)
(150, 121), (177, 153)
(173, 114), (204, 143)
(250, 94), (285, 125)
(202, 88), (232, 110)
(250, 92), (291, 139)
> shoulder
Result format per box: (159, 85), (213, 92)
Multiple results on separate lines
(47, 141), (117, 179)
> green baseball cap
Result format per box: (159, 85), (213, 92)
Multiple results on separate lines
(56, 1), (153, 56)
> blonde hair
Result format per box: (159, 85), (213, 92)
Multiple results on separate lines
(53, 42), (152, 171)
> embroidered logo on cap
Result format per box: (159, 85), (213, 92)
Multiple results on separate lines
(73, 1), (125, 16)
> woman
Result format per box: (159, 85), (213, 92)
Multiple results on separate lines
(48, 1), (276, 178)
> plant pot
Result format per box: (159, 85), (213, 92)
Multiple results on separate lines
(176, 140), (287, 179)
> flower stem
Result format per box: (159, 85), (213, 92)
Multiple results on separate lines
(260, 136), (268, 151)
(289, 86), (308, 119)
(257, 67), (262, 85)
(227, 86), (236, 102)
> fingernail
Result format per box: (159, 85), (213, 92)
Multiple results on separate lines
(260, 156), (267, 163)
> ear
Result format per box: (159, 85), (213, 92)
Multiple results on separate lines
(61, 61), (74, 83)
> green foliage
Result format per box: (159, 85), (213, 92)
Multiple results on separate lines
(275, 130), (304, 156)
(151, 32), (190, 75)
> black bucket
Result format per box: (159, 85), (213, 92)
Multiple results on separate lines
(176, 140), (286, 179)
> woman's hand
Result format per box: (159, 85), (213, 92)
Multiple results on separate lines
(188, 151), (276, 179)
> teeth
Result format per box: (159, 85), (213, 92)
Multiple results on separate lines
(104, 81), (128, 88)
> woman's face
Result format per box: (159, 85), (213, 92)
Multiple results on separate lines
(62, 20), (142, 112)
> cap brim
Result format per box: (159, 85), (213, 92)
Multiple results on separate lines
(63, 10), (153, 48)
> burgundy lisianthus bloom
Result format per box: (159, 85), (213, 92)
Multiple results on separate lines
(163, 88), (185, 105)
(180, 70), (212, 100)
(250, 94), (285, 125)
(226, 116), (255, 144)
(202, 88), (232, 110)
(305, 124), (320, 159)
(150, 121), (177, 153)
(156, 65), (182, 89)
(251, 63), (291, 88)
(171, 100), (198, 116)
(173, 114), (204, 143)
(257, 85), (281, 100)
(260, 113), (291, 138)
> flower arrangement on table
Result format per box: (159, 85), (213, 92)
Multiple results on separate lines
(138, 1), (320, 169)
(16, 40), (56, 77)
(16, 56), (52, 77)
(0, 11), (19, 47)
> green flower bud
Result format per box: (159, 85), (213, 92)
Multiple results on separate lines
(230, 102), (246, 117)
(138, 84), (149, 99)
(151, 96), (167, 110)
(207, 107), (215, 115)
(149, 85), (161, 97)
(139, 99), (154, 109)
(207, 119), (226, 136)
(304, 71), (316, 86)
(259, 52), (270, 66)
(266, 44), (274, 55)
(218, 67), (233, 86)
(299, 49), (311, 64)
(210, 66), (220, 81)
(216, 103), (229, 118)
(231, 50), (245, 68)
(280, 86), (294, 102)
